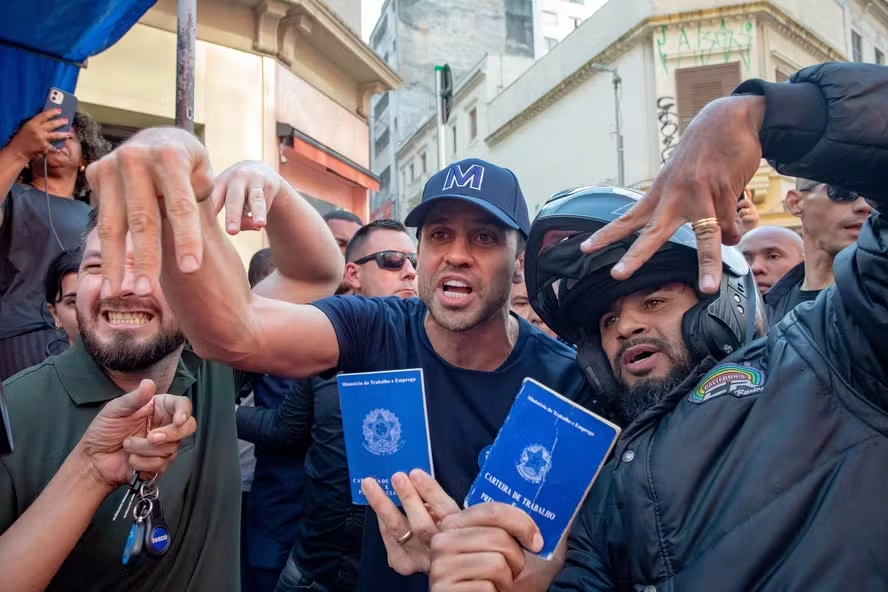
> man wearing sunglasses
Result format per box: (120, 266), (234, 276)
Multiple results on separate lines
(344, 219), (418, 299)
(765, 178), (872, 326)
(236, 219), (418, 592)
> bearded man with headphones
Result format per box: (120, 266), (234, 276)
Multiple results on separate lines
(426, 61), (888, 591)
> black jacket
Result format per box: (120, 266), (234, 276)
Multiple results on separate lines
(762, 261), (818, 328)
(552, 62), (888, 591)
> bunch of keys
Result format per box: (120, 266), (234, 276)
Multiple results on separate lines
(118, 473), (172, 565)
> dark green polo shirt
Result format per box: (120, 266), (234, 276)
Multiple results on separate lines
(0, 340), (242, 591)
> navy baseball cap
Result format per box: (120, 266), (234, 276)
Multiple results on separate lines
(404, 158), (531, 237)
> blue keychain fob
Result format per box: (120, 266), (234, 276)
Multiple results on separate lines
(122, 520), (145, 565)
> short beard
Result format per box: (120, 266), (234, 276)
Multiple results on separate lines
(611, 337), (695, 425)
(611, 367), (693, 425)
(80, 326), (186, 372)
(418, 277), (510, 333)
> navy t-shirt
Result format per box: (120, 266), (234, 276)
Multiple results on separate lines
(312, 296), (597, 592)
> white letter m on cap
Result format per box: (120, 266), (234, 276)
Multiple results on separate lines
(442, 164), (485, 191)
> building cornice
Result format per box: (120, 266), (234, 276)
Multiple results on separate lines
(249, 0), (400, 115)
(862, 0), (888, 29)
(486, 2), (843, 147)
(756, 5), (845, 63)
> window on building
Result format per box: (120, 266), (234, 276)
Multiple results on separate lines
(409, 163), (415, 183)
(379, 166), (391, 196)
(451, 125), (457, 153)
(374, 128), (390, 154)
(420, 151), (427, 173)
(545, 37), (558, 50)
(852, 30), (863, 62)
(571, 16), (582, 29)
(876, 48), (885, 65)
(469, 108), (478, 140)
(505, 0), (534, 57)
(675, 62), (742, 133)
(374, 93), (389, 120)
(370, 16), (388, 49)
(542, 10), (558, 27)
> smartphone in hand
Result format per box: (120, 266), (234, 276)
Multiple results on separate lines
(43, 88), (78, 151)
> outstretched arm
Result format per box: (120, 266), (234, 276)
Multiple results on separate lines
(209, 161), (344, 304)
(87, 128), (343, 378)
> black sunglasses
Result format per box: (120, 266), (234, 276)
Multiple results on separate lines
(798, 182), (862, 203)
(353, 250), (417, 270)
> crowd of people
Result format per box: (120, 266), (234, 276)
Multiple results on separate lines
(0, 59), (885, 592)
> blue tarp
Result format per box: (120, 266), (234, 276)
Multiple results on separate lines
(0, 0), (157, 144)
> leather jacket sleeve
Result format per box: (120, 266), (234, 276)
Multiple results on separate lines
(549, 464), (619, 591)
(736, 61), (888, 409)
(735, 62), (888, 201)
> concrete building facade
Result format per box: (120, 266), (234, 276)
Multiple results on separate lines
(74, 0), (398, 266)
(366, 0), (603, 221)
(396, 53), (534, 215)
(479, 0), (887, 230)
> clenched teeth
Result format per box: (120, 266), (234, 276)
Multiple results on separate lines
(106, 312), (152, 325)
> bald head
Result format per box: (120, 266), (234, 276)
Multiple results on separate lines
(740, 226), (804, 295)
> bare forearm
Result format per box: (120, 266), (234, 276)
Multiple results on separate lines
(258, 184), (343, 300)
(0, 144), (28, 215)
(0, 445), (113, 591)
(160, 200), (260, 365)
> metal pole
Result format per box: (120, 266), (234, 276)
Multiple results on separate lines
(176, 0), (196, 132)
(434, 66), (447, 170)
(613, 72), (624, 187)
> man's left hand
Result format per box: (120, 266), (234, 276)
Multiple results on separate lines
(362, 469), (461, 576)
(211, 161), (285, 235)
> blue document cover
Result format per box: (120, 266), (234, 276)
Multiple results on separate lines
(464, 378), (621, 559)
(338, 369), (433, 506)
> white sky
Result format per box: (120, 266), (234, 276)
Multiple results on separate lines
(361, 0), (384, 42)
(361, 0), (609, 42)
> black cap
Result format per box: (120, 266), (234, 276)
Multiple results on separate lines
(405, 158), (531, 237)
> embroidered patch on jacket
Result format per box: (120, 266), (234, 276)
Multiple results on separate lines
(688, 363), (766, 404)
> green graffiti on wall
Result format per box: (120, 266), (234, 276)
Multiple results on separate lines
(656, 19), (753, 74)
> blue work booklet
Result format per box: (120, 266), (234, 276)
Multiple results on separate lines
(338, 369), (433, 506)
(464, 378), (621, 559)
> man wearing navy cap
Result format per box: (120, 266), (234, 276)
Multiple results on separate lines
(80, 136), (601, 592)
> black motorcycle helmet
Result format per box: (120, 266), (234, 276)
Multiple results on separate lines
(525, 186), (763, 393)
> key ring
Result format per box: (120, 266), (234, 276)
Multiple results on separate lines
(139, 474), (160, 499)
(133, 498), (154, 521)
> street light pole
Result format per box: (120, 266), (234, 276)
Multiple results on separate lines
(612, 71), (624, 187)
(176, 0), (196, 132)
(434, 66), (447, 170)
(592, 63), (624, 186)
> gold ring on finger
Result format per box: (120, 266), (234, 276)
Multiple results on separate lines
(396, 529), (414, 545)
(691, 217), (720, 233)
